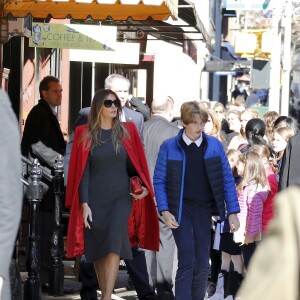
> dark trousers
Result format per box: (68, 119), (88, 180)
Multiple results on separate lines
(241, 242), (256, 269)
(39, 210), (54, 284)
(80, 246), (154, 299)
(124, 246), (154, 298)
(172, 204), (211, 300)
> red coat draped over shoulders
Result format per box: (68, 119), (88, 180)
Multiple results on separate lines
(65, 122), (159, 258)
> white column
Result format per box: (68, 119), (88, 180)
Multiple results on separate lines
(269, 1), (282, 113)
(281, 0), (292, 116)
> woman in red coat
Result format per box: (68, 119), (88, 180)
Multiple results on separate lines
(65, 89), (159, 300)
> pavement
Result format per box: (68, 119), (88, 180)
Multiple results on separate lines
(21, 267), (234, 300)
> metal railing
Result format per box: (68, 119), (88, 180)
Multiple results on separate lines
(21, 155), (65, 300)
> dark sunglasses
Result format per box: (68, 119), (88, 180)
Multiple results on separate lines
(104, 99), (121, 108)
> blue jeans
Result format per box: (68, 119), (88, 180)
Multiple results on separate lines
(172, 203), (211, 300)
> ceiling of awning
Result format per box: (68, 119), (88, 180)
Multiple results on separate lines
(2, 0), (178, 20)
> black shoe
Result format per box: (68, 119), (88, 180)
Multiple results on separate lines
(141, 292), (157, 300)
(41, 283), (49, 293)
(206, 281), (217, 298)
(126, 276), (135, 291)
(63, 287), (75, 294)
(80, 286), (98, 300)
(41, 283), (74, 295)
(157, 291), (174, 300)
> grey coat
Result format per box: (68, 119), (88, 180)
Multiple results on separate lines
(143, 115), (180, 181)
(0, 90), (22, 300)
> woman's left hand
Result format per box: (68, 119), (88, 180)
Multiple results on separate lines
(130, 186), (149, 200)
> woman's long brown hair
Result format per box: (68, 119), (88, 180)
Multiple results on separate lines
(81, 89), (129, 152)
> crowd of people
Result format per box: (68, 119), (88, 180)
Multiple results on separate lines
(199, 99), (299, 300)
(5, 74), (300, 300)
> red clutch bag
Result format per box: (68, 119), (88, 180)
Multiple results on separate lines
(130, 176), (143, 195)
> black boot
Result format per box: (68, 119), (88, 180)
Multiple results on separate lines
(230, 271), (243, 298)
(220, 270), (230, 299)
(206, 281), (217, 298)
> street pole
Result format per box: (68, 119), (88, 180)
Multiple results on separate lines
(269, 0), (282, 113)
(212, 0), (222, 101)
(281, 0), (292, 116)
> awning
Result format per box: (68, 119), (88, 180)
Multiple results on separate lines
(3, 0), (178, 20)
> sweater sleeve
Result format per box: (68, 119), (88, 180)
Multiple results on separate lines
(245, 187), (266, 237)
(79, 154), (90, 204)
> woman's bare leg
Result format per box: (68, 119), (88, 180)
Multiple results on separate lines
(94, 253), (120, 300)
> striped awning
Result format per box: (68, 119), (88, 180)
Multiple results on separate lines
(3, 0), (178, 20)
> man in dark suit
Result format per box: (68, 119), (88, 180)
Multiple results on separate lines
(279, 132), (300, 191)
(65, 74), (156, 300)
(21, 76), (66, 287)
(143, 96), (179, 300)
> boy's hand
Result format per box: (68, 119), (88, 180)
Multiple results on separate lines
(229, 214), (240, 232)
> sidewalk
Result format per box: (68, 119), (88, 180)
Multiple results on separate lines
(22, 269), (234, 300)
(21, 270), (138, 300)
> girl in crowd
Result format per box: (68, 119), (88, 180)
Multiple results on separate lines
(252, 145), (278, 235)
(204, 109), (227, 150)
(234, 152), (269, 270)
(65, 89), (159, 300)
(219, 149), (244, 299)
(263, 111), (279, 146)
(239, 118), (271, 154)
(213, 102), (226, 123)
(272, 126), (294, 180)
(228, 108), (260, 151)
(204, 109), (225, 298)
(226, 110), (241, 144)
(227, 110), (241, 133)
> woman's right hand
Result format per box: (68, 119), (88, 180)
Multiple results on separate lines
(161, 211), (179, 229)
(82, 203), (92, 229)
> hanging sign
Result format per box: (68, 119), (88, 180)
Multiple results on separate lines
(226, 0), (272, 10)
(29, 23), (117, 51)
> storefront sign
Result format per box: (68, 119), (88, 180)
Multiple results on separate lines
(69, 42), (140, 65)
(29, 23), (117, 51)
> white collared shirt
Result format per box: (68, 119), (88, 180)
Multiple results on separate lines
(48, 103), (57, 116)
(182, 131), (203, 147)
(120, 109), (126, 122)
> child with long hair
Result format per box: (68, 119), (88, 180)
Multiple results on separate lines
(252, 145), (278, 234)
(228, 108), (260, 150)
(234, 151), (270, 270)
(219, 149), (244, 299)
(272, 126), (294, 180)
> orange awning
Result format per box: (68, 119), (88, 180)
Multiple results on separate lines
(3, 0), (178, 20)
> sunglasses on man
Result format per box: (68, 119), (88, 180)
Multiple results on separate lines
(104, 99), (121, 108)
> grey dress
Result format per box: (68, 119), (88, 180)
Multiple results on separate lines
(79, 129), (132, 262)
